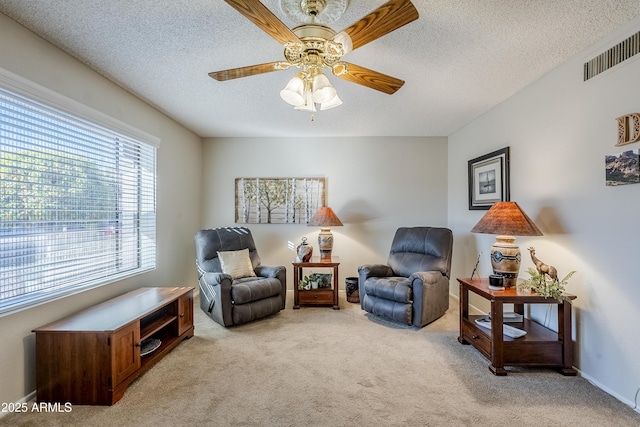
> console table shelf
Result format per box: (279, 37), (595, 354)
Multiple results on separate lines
(141, 315), (178, 340)
(33, 287), (194, 405)
(457, 277), (576, 376)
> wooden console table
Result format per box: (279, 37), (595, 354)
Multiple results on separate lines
(293, 256), (340, 310)
(33, 287), (194, 405)
(457, 277), (576, 376)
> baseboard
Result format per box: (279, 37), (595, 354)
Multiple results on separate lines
(448, 292), (484, 315)
(579, 371), (640, 414)
(0, 391), (36, 419)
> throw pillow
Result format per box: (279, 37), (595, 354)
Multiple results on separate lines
(217, 248), (256, 279)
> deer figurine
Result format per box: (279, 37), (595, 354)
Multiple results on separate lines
(527, 247), (558, 281)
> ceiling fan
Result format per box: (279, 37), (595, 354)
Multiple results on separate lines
(209, 0), (419, 111)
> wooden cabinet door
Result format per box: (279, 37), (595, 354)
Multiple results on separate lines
(178, 291), (194, 336)
(111, 322), (140, 386)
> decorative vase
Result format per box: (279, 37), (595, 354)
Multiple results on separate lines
(490, 236), (521, 288)
(317, 228), (333, 260)
(295, 237), (313, 262)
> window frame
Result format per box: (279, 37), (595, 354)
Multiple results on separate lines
(0, 67), (160, 317)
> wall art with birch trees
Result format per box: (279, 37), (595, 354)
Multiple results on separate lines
(235, 177), (326, 224)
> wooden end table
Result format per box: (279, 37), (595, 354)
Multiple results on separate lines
(457, 277), (576, 376)
(293, 256), (340, 310)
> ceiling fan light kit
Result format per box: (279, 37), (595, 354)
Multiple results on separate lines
(294, 91), (317, 112)
(320, 94), (342, 110)
(212, 0), (419, 116)
(281, 22), (343, 112)
(280, 75), (305, 106)
(311, 74), (336, 103)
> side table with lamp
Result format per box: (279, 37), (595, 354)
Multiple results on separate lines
(293, 206), (343, 309)
(462, 201), (577, 375)
(457, 277), (576, 376)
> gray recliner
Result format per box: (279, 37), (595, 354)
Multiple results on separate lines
(358, 227), (453, 328)
(195, 227), (286, 327)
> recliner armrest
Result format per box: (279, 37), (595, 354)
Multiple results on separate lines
(407, 270), (450, 327)
(254, 265), (287, 310)
(200, 271), (233, 285)
(254, 265), (285, 279)
(198, 272), (233, 306)
(408, 271), (445, 285)
(358, 264), (394, 279)
(197, 270), (234, 325)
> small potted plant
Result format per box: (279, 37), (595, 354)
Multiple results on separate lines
(520, 267), (576, 301)
(299, 273), (322, 290)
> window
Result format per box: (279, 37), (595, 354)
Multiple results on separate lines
(0, 84), (157, 316)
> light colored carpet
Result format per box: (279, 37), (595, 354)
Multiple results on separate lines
(3, 292), (639, 427)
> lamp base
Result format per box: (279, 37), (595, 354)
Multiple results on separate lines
(318, 228), (334, 261)
(490, 235), (521, 288)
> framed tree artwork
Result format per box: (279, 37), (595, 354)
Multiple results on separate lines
(468, 147), (510, 210)
(235, 177), (325, 224)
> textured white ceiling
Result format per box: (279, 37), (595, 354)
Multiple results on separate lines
(1, 1), (639, 138)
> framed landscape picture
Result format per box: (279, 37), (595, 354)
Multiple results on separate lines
(605, 150), (640, 186)
(468, 147), (510, 210)
(235, 177), (325, 224)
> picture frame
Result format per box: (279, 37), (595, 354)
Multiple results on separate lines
(468, 147), (510, 210)
(605, 150), (640, 186)
(235, 177), (326, 224)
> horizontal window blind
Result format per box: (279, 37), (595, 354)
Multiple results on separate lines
(0, 86), (156, 316)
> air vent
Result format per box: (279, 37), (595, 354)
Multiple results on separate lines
(584, 30), (640, 81)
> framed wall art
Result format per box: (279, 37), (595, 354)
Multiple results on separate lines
(605, 150), (640, 186)
(468, 147), (510, 210)
(235, 177), (325, 224)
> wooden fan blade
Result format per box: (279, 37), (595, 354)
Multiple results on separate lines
(224, 0), (301, 45)
(209, 62), (285, 81)
(338, 0), (418, 51)
(333, 62), (404, 94)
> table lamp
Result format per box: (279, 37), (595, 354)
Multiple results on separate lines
(308, 207), (343, 260)
(470, 201), (542, 287)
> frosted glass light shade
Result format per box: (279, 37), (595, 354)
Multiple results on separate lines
(294, 91), (316, 112)
(280, 76), (304, 106)
(312, 74), (336, 104)
(320, 94), (342, 110)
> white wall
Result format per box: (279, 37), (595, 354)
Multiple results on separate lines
(0, 14), (202, 404)
(201, 136), (449, 288)
(448, 17), (640, 408)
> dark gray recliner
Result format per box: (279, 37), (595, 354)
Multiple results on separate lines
(195, 227), (286, 327)
(358, 227), (453, 328)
